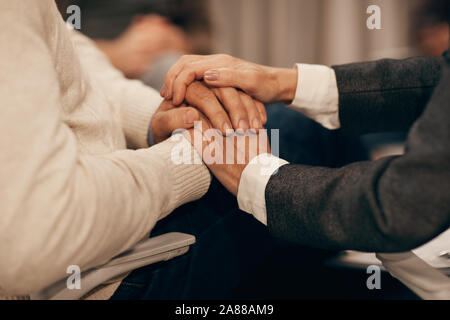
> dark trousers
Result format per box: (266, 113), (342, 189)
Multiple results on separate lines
(112, 104), (416, 299)
(111, 177), (336, 300)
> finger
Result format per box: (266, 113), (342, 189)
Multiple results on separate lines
(213, 88), (249, 132)
(204, 68), (258, 95)
(171, 59), (227, 105)
(238, 92), (263, 131)
(161, 57), (189, 100)
(157, 106), (201, 138)
(185, 110), (212, 157)
(162, 55), (201, 101)
(158, 99), (177, 112)
(255, 128), (271, 156)
(255, 100), (267, 125)
(172, 68), (204, 106)
(197, 110), (212, 131)
(185, 82), (233, 135)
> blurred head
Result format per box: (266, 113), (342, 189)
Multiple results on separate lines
(413, 0), (449, 56)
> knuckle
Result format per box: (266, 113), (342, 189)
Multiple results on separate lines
(185, 106), (199, 118)
(181, 70), (195, 84)
(233, 109), (248, 121)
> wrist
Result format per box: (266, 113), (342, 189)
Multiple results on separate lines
(269, 67), (298, 104)
(277, 68), (298, 104)
(148, 116), (156, 146)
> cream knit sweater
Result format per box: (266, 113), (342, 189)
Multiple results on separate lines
(0, 0), (211, 297)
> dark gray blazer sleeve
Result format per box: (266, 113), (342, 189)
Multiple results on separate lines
(333, 56), (443, 135)
(265, 53), (450, 253)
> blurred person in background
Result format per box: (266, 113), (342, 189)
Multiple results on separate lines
(413, 0), (449, 56)
(57, 0), (210, 89)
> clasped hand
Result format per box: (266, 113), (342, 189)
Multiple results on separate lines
(152, 81), (270, 195)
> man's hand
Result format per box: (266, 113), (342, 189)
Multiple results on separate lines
(151, 100), (201, 144)
(161, 54), (298, 105)
(184, 115), (271, 196)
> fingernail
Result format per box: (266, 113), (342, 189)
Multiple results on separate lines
(223, 122), (232, 134)
(252, 118), (262, 129)
(184, 109), (197, 124)
(204, 70), (219, 81)
(238, 120), (249, 131)
(160, 85), (166, 97)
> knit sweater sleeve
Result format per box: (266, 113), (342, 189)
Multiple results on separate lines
(0, 0), (210, 295)
(69, 30), (162, 149)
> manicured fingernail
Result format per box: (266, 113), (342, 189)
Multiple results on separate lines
(204, 70), (219, 81)
(238, 120), (249, 131)
(252, 118), (262, 129)
(184, 109), (197, 124)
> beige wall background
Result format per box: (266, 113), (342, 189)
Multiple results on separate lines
(208, 0), (422, 67)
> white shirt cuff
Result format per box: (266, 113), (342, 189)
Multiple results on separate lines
(289, 63), (340, 130)
(237, 153), (289, 225)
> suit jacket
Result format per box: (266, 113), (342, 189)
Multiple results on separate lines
(265, 51), (450, 252)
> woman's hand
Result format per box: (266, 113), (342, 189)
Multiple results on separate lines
(161, 54), (298, 106)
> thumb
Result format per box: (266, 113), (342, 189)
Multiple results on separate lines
(156, 107), (200, 141)
(166, 107), (200, 132)
(204, 68), (252, 92)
